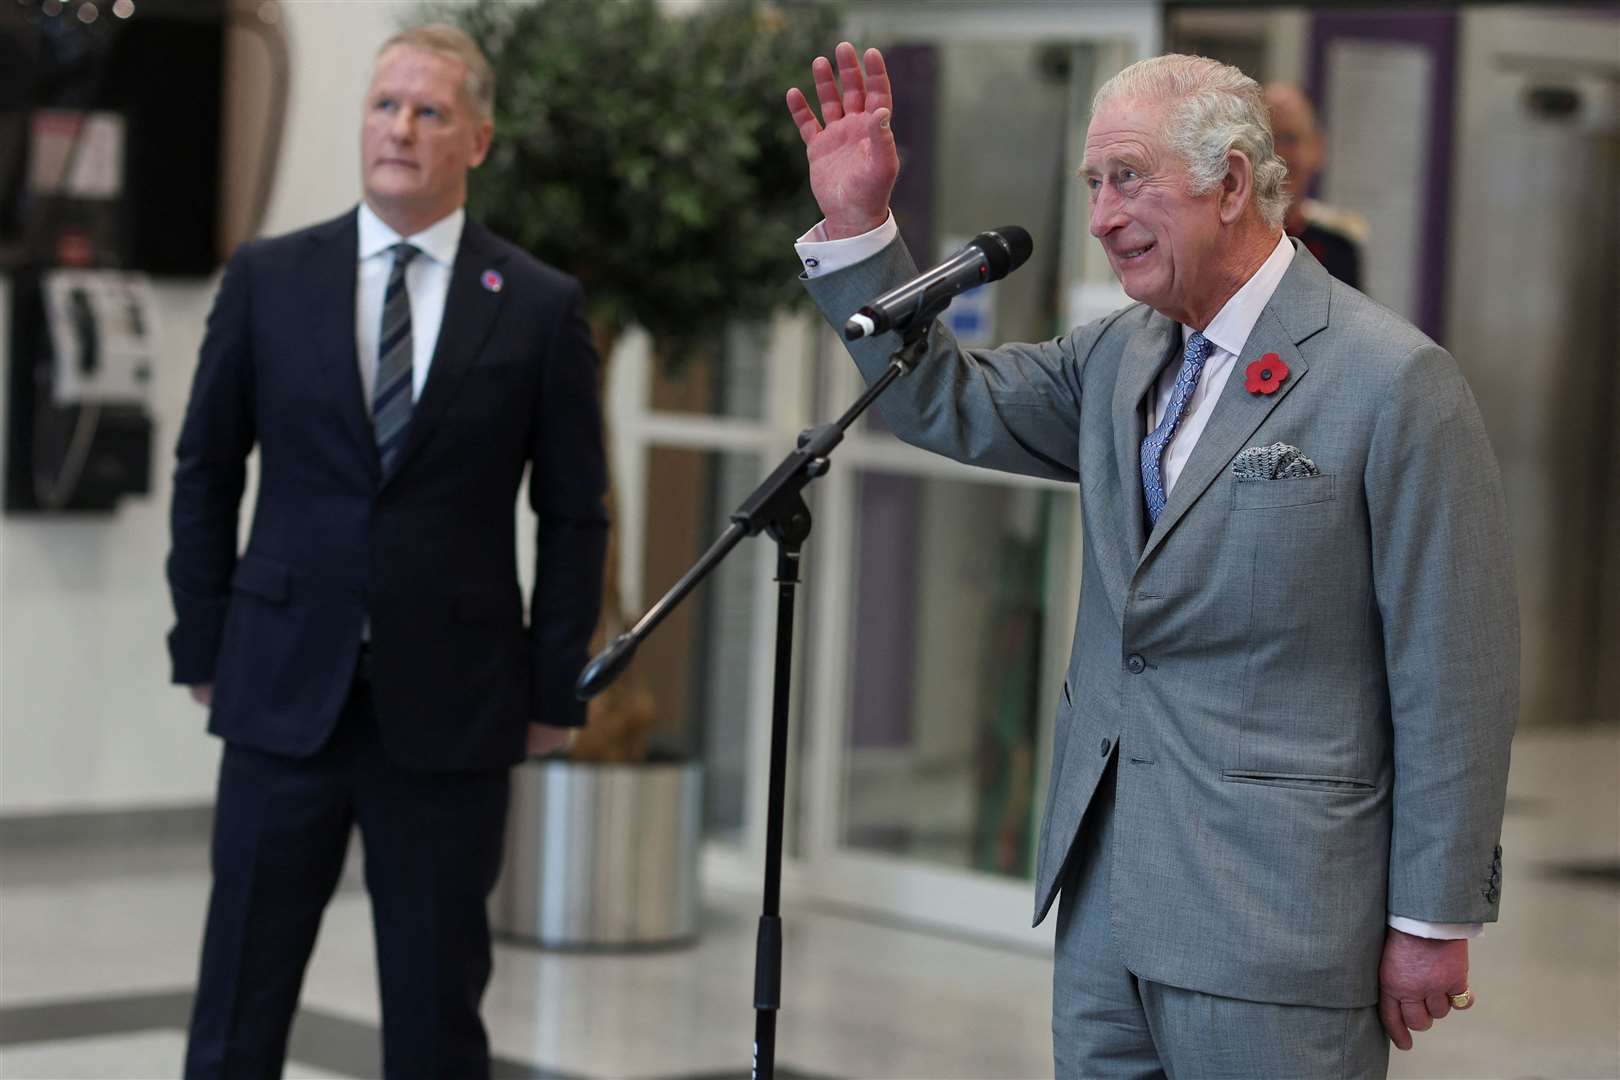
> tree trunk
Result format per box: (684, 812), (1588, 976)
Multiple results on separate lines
(570, 319), (657, 763)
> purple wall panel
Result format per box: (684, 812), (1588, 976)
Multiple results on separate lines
(883, 43), (938, 273)
(1308, 9), (1458, 341)
(848, 474), (920, 749)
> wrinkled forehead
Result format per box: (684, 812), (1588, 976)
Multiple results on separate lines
(368, 44), (469, 102)
(1082, 97), (1170, 174)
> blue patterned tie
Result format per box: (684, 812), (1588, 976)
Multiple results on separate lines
(1141, 331), (1212, 527)
(373, 242), (420, 476)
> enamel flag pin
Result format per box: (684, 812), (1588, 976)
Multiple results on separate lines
(481, 269), (503, 293)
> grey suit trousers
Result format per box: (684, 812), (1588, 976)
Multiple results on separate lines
(1054, 753), (1390, 1080)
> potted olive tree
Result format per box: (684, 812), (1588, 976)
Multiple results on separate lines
(432, 0), (839, 947)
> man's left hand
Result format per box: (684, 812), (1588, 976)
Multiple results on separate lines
(1378, 927), (1472, 1051)
(526, 723), (576, 757)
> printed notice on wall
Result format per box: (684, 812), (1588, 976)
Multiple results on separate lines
(1322, 40), (1432, 321)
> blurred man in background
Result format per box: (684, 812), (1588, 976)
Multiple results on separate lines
(1264, 81), (1367, 290)
(167, 23), (606, 1079)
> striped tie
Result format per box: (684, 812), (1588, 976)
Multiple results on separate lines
(373, 242), (420, 475)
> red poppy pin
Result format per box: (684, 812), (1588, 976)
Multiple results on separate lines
(1244, 353), (1289, 395)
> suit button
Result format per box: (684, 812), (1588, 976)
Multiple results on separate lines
(1100, 737), (1112, 757)
(1126, 654), (1146, 674)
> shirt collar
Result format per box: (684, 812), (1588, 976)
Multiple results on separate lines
(1182, 231), (1294, 356)
(357, 202), (465, 267)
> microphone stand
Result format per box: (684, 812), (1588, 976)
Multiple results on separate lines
(576, 314), (944, 1080)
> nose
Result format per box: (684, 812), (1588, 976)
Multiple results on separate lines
(388, 106), (415, 142)
(1089, 183), (1127, 239)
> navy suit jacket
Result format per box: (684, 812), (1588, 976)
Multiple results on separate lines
(167, 208), (608, 772)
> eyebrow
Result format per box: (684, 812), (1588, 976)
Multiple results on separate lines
(370, 89), (453, 112)
(1079, 153), (1146, 178)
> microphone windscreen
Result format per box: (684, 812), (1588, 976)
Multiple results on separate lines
(974, 227), (1034, 280)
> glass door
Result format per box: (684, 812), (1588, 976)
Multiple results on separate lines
(792, 5), (1161, 945)
(610, 4), (1162, 944)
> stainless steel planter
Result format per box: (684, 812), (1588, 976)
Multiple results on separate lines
(491, 759), (703, 948)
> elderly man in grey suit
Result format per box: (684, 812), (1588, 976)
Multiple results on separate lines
(785, 46), (1517, 1078)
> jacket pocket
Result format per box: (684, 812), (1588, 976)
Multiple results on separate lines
(1231, 474), (1335, 510)
(230, 555), (290, 604)
(1221, 769), (1373, 794)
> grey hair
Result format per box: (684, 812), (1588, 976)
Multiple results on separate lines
(377, 23), (496, 121)
(1093, 54), (1288, 228)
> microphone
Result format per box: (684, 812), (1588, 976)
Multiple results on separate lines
(843, 226), (1033, 341)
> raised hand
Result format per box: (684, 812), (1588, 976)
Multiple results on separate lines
(785, 42), (900, 239)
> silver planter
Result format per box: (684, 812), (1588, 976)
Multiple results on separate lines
(491, 759), (703, 948)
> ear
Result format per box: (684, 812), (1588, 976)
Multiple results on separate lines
(468, 117), (494, 169)
(1218, 148), (1252, 225)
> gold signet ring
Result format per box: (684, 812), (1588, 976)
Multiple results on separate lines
(1449, 989), (1474, 1009)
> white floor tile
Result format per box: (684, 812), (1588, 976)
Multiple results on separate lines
(0, 1032), (345, 1080)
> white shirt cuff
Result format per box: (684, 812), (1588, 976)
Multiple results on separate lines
(794, 213), (898, 277)
(1387, 915), (1484, 940)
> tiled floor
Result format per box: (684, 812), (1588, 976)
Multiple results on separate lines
(2, 727), (1616, 1079)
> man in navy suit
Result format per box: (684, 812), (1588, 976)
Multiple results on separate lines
(167, 24), (606, 1078)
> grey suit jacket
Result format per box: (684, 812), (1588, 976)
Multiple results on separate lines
(806, 238), (1518, 1008)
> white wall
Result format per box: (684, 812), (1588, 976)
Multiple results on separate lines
(0, 1), (415, 815)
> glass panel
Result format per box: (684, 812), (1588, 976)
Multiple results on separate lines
(636, 445), (762, 846)
(645, 321), (769, 421)
(841, 470), (1079, 878)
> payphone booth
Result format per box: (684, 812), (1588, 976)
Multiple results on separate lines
(7, 269), (158, 511)
(1, 0), (224, 514)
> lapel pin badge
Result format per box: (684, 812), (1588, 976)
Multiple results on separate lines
(1244, 352), (1289, 395)
(481, 269), (504, 293)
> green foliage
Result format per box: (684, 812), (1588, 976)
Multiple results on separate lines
(438, 0), (842, 365)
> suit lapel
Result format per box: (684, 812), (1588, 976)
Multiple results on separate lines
(382, 220), (509, 487)
(1137, 241), (1331, 568)
(305, 210), (379, 483)
(1111, 313), (1180, 565)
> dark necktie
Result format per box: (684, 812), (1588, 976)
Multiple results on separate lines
(373, 242), (420, 474)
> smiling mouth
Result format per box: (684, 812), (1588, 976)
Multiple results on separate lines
(1115, 243), (1155, 261)
(377, 158), (419, 169)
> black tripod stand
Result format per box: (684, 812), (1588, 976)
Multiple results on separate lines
(575, 319), (941, 1080)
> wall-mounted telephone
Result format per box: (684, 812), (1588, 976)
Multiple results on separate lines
(4, 268), (155, 513)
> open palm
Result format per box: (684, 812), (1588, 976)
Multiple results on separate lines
(785, 42), (900, 239)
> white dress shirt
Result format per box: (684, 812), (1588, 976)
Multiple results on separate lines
(796, 215), (1480, 942)
(353, 203), (463, 641)
(356, 202), (463, 408)
(1147, 231), (1291, 496)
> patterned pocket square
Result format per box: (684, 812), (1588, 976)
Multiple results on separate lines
(1231, 442), (1320, 480)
